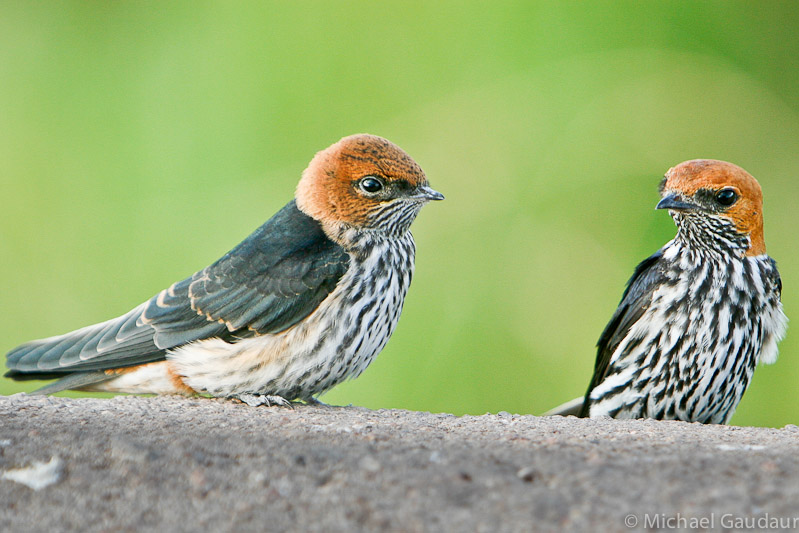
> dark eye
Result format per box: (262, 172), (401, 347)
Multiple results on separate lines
(715, 188), (738, 207)
(359, 176), (384, 194)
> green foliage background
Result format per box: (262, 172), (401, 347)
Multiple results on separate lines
(2, 2), (798, 427)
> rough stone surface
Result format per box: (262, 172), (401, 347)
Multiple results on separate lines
(1, 394), (799, 532)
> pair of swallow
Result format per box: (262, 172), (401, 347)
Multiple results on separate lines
(4, 135), (787, 423)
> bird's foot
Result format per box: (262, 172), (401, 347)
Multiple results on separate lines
(229, 393), (294, 409)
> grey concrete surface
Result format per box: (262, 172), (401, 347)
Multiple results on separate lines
(1, 394), (798, 532)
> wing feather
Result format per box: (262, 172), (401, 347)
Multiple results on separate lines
(5, 200), (350, 379)
(579, 250), (667, 416)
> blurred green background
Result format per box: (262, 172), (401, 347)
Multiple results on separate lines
(2, 1), (798, 427)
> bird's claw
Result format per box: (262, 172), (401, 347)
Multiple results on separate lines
(229, 393), (294, 409)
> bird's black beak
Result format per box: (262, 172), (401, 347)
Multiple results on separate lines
(656, 193), (698, 211)
(415, 185), (445, 201)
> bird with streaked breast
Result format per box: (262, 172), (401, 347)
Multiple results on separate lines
(5, 134), (444, 406)
(547, 160), (787, 423)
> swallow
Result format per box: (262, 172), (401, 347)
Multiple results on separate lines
(547, 160), (786, 423)
(5, 134), (444, 406)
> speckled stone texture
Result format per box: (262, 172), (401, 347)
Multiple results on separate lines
(1, 395), (798, 532)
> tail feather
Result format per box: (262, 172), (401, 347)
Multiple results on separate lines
(542, 397), (586, 417)
(6, 302), (164, 374)
(28, 372), (113, 395)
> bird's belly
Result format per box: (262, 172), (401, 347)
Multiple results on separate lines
(166, 259), (411, 400)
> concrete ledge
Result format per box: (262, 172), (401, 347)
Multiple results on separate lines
(1, 395), (798, 532)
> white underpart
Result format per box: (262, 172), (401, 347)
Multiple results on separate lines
(759, 287), (788, 365)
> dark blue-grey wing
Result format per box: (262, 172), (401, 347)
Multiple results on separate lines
(768, 257), (783, 297)
(6, 300), (170, 374)
(186, 201), (350, 335)
(5, 200), (349, 375)
(580, 250), (666, 415)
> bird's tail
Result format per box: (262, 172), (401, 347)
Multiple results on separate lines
(542, 397), (586, 417)
(5, 302), (164, 386)
(28, 372), (113, 395)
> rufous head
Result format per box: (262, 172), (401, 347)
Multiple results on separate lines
(296, 134), (443, 237)
(657, 159), (766, 256)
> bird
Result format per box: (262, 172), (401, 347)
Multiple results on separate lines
(5, 134), (444, 406)
(546, 159), (787, 424)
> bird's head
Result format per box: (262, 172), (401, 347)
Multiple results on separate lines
(657, 159), (765, 256)
(296, 134), (443, 239)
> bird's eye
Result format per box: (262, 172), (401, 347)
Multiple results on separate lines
(359, 176), (384, 194)
(715, 188), (738, 207)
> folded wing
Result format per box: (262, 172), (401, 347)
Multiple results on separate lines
(5, 200), (350, 379)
